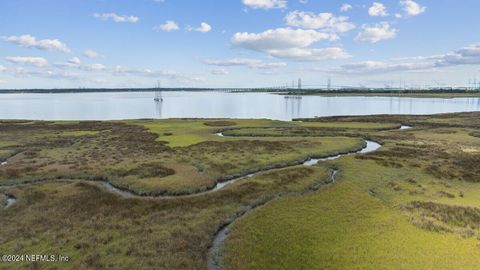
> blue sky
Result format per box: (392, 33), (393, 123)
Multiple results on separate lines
(0, 0), (479, 89)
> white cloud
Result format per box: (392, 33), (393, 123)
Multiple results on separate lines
(285, 11), (355, 33)
(11, 69), (82, 80)
(156, 20), (180, 32)
(55, 58), (107, 71)
(5, 56), (49, 67)
(112, 66), (204, 84)
(233, 28), (337, 51)
(232, 28), (347, 61)
(67, 57), (81, 66)
(0, 65), (6, 72)
(197, 22), (212, 33)
(93, 13), (139, 23)
(267, 47), (350, 61)
(1, 64), (100, 81)
(368, 2), (388, 17)
(83, 63), (106, 71)
(355, 22), (397, 43)
(50, 58), (214, 84)
(435, 44), (480, 67)
(340, 4), (352, 12)
(187, 22), (212, 33)
(83, 50), (98, 58)
(210, 68), (229, 75)
(337, 61), (432, 74)
(331, 44), (480, 75)
(400, 0), (426, 16)
(1, 34), (70, 53)
(242, 0), (287, 9)
(204, 58), (287, 69)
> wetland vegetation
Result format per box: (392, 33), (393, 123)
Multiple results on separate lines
(1, 112), (480, 269)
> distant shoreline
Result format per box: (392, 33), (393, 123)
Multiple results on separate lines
(0, 88), (213, 94)
(1, 88), (480, 98)
(287, 91), (480, 98)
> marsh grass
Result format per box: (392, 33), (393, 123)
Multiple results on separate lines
(221, 112), (480, 270)
(203, 121), (237, 127)
(0, 164), (330, 269)
(405, 201), (480, 238)
(2, 114), (480, 269)
(0, 120), (362, 195)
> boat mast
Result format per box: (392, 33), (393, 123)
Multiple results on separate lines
(154, 80), (163, 102)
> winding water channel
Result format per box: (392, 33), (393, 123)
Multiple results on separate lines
(1, 126), (407, 270)
(0, 136), (383, 204)
(96, 138), (380, 198)
(215, 139), (381, 191)
(207, 138), (382, 270)
(206, 126), (412, 269)
(0, 125), (400, 211)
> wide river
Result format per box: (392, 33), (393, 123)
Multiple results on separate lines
(1, 91), (479, 120)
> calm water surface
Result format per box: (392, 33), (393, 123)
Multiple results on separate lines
(1, 91), (479, 120)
